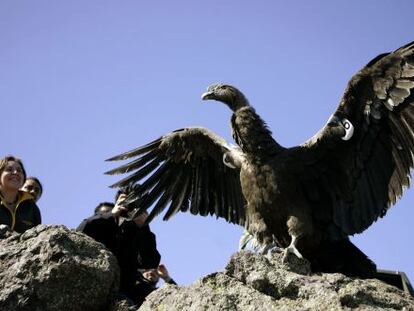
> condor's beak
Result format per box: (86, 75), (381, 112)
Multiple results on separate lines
(201, 91), (214, 100)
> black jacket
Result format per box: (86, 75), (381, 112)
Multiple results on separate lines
(77, 212), (161, 299)
(0, 191), (41, 233)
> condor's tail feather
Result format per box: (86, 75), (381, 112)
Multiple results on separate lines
(311, 239), (377, 279)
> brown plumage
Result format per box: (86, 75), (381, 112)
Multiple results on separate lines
(106, 41), (414, 277)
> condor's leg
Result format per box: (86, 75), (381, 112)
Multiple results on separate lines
(283, 214), (313, 262)
(246, 212), (276, 253)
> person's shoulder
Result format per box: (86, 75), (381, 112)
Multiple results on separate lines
(77, 212), (118, 231)
(18, 191), (35, 203)
(17, 192), (39, 209)
(87, 211), (116, 222)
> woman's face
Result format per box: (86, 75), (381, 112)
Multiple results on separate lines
(0, 161), (25, 191)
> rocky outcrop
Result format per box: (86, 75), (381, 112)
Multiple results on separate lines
(140, 251), (414, 310)
(0, 225), (413, 310)
(0, 225), (119, 311)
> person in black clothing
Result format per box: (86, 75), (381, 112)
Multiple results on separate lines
(0, 155), (41, 233)
(77, 190), (161, 305)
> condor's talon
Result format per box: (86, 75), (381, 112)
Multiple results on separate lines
(282, 234), (304, 262)
(282, 245), (304, 263)
(259, 242), (280, 255)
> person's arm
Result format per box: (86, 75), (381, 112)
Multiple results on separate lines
(136, 224), (161, 268)
(131, 210), (161, 268)
(166, 278), (177, 285)
(157, 264), (176, 285)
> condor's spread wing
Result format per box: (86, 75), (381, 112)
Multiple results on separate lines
(106, 127), (246, 225)
(299, 41), (414, 236)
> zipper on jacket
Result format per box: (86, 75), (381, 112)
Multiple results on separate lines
(0, 192), (32, 230)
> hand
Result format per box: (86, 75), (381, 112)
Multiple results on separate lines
(133, 211), (148, 227)
(112, 193), (128, 217)
(157, 264), (170, 280)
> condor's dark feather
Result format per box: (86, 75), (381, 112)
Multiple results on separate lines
(198, 161), (210, 216)
(108, 127), (245, 224)
(190, 159), (201, 215)
(138, 160), (173, 194)
(106, 139), (162, 161)
(214, 166), (225, 217)
(163, 167), (191, 220)
(389, 114), (413, 170)
(109, 157), (163, 188)
(146, 169), (183, 223)
(139, 162), (177, 209)
(105, 148), (160, 175)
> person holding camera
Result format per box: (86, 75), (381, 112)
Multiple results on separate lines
(77, 186), (161, 306)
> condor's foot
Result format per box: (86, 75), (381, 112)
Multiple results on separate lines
(282, 235), (304, 263)
(282, 245), (304, 263)
(260, 242), (281, 255)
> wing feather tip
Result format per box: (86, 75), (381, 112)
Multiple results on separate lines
(106, 155), (123, 162)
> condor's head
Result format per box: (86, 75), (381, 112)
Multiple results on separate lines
(201, 83), (249, 111)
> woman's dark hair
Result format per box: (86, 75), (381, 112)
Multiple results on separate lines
(0, 155), (27, 181)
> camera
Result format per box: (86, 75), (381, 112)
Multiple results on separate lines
(116, 184), (147, 222)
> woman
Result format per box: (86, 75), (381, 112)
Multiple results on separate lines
(0, 155), (41, 233)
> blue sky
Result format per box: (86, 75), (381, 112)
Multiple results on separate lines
(1, 1), (413, 285)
